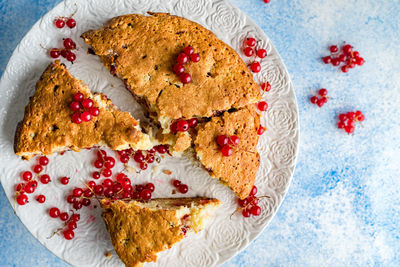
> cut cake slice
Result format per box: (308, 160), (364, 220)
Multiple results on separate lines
(14, 60), (152, 159)
(100, 197), (221, 267)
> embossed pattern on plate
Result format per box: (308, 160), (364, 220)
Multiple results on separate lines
(0, 0), (299, 266)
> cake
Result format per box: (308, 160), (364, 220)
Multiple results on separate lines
(100, 197), (221, 266)
(14, 61), (153, 160)
(194, 106), (261, 199)
(81, 12), (261, 134)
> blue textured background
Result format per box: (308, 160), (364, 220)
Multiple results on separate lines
(1, 0), (399, 266)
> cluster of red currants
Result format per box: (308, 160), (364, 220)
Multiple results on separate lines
(171, 179), (189, 194)
(322, 44), (365, 73)
(170, 118), (198, 133)
(48, 208), (80, 240)
(49, 38), (77, 62)
(310, 88), (329, 107)
(216, 135), (240, 157)
(337, 111), (365, 134)
(117, 145), (169, 170)
(243, 37), (267, 73)
(70, 91), (100, 124)
(15, 156), (50, 205)
(173, 46), (200, 84)
(238, 186), (262, 217)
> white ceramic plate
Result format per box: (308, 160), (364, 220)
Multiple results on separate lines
(0, 0), (299, 266)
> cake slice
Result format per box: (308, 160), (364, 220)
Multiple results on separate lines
(194, 106), (261, 199)
(100, 197), (221, 266)
(14, 60), (153, 160)
(81, 12), (261, 134)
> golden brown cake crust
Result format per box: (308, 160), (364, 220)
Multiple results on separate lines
(14, 61), (151, 159)
(194, 106), (261, 199)
(81, 12), (261, 126)
(100, 198), (220, 267)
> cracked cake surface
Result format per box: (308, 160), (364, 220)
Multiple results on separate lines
(100, 197), (221, 267)
(194, 105), (261, 199)
(81, 12), (261, 132)
(14, 60), (152, 159)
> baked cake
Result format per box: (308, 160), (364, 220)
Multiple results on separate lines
(100, 197), (221, 266)
(14, 61), (152, 159)
(81, 12), (261, 134)
(194, 106), (261, 199)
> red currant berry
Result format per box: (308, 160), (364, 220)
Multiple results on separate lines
(89, 107), (99, 116)
(145, 183), (155, 192)
(54, 19), (65, 28)
(321, 96), (328, 104)
(136, 185), (144, 192)
(178, 184), (188, 194)
(116, 173), (126, 182)
(70, 101), (81, 111)
(102, 168), (112, 177)
(248, 196), (259, 206)
(310, 96), (318, 104)
(156, 145), (167, 154)
(177, 53), (188, 64)
(256, 49), (267, 58)
(347, 120), (354, 127)
(250, 205), (262, 216)
(87, 181), (96, 189)
(104, 157), (115, 168)
(339, 114), (347, 121)
(49, 207), (60, 218)
(257, 126), (266, 135)
(33, 165), (43, 174)
(60, 49), (69, 58)
(140, 162), (148, 170)
(316, 99), (325, 107)
(245, 38), (256, 47)
(133, 152), (144, 163)
(120, 155), (129, 163)
(73, 92), (84, 102)
(238, 198), (248, 207)
(81, 99), (94, 109)
(22, 171), (33, 181)
(184, 46), (194, 55)
(257, 101), (268, 111)
(331, 58), (340, 66)
(318, 88), (327, 96)
(66, 195), (75, 203)
(60, 212), (69, 221)
(16, 194), (28, 205)
(187, 118), (198, 128)
(172, 179), (181, 188)
(353, 51), (360, 57)
(261, 82), (271, 92)
(63, 38), (76, 49)
(250, 62), (261, 73)
(347, 112), (356, 120)
(344, 125), (355, 134)
(40, 174), (51, 184)
(50, 48), (60, 58)
(66, 18), (76, 28)
(112, 183), (123, 193)
(94, 185), (104, 195)
(338, 54), (347, 62)
(102, 179), (113, 188)
(94, 159), (103, 169)
(72, 188), (83, 197)
(190, 53), (200, 62)
(92, 171), (100, 179)
(36, 194), (46, 203)
(341, 65), (349, 73)
(80, 111), (92, 122)
(67, 221), (77, 230)
(249, 185), (257, 196)
(337, 121), (345, 129)
(121, 178), (131, 188)
(355, 57), (364, 66)
(71, 113), (82, 124)
(216, 135), (229, 147)
(179, 73), (192, 84)
(177, 120), (189, 132)
(173, 64), (185, 75)
(15, 183), (25, 192)
(66, 52), (76, 62)
(329, 45), (338, 53)
(322, 56), (332, 64)
(63, 229), (74, 240)
(229, 135), (240, 146)
(82, 199), (91, 206)
(146, 154), (155, 163)
(170, 121), (178, 133)
(221, 145), (233, 157)
(244, 47), (254, 57)
(242, 209), (251, 217)
(343, 44), (353, 54)
(73, 201), (82, 210)
(71, 214), (80, 222)
(140, 189), (152, 200)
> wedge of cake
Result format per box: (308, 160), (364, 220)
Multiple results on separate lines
(81, 12), (261, 135)
(14, 60), (153, 160)
(100, 197), (221, 266)
(194, 106), (261, 199)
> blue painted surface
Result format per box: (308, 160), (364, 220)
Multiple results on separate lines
(1, 0), (399, 266)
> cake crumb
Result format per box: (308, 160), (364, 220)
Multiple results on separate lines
(105, 251), (112, 258)
(172, 189), (177, 194)
(163, 170), (172, 175)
